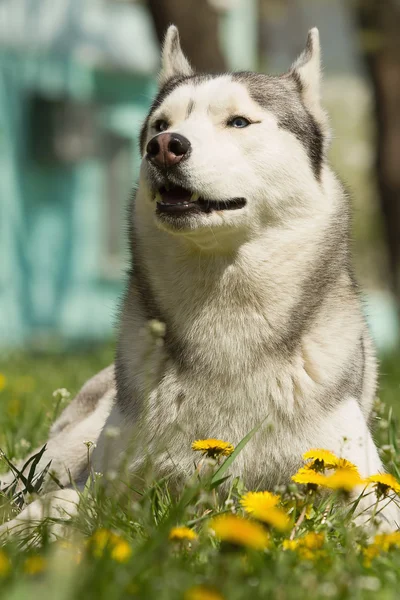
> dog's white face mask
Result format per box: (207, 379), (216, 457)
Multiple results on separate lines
(139, 26), (329, 239)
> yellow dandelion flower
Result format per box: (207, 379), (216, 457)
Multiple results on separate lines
(321, 468), (365, 492)
(291, 467), (326, 487)
(240, 491), (280, 511)
(89, 528), (116, 555)
(303, 448), (339, 468)
(299, 548), (325, 561)
(240, 491), (289, 531)
(282, 539), (298, 551)
(333, 458), (359, 472)
(366, 473), (400, 496)
(301, 532), (325, 550)
(24, 555), (46, 575)
(0, 374), (6, 392)
(283, 533), (324, 550)
(373, 531), (400, 552)
(111, 539), (132, 563)
(88, 529), (131, 561)
(283, 532), (325, 561)
(191, 439), (234, 458)
(169, 526), (198, 542)
(0, 551), (10, 577)
(305, 456), (359, 473)
(363, 532), (400, 567)
(184, 585), (225, 600)
(363, 544), (380, 568)
(262, 507), (291, 531)
(294, 464), (364, 493)
(209, 514), (269, 551)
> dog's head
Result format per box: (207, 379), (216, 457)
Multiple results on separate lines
(139, 26), (330, 242)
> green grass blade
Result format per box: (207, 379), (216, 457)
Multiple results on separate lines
(211, 415), (270, 486)
(209, 475), (231, 490)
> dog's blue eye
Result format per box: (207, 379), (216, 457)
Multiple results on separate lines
(154, 119), (169, 132)
(229, 117), (250, 128)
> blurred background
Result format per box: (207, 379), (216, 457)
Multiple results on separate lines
(0, 0), (399, 443)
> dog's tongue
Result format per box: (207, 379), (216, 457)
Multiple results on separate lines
(161, 186), (193, 205)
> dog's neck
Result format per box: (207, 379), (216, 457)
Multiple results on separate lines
(129, 179), (349, 355)
(117, 177), (352, 417)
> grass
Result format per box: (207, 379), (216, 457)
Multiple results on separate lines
(0, 344), (399, 600)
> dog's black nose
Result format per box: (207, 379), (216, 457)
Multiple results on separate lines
(146, 133), (191, 168)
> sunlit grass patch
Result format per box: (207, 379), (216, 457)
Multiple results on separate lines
(0, 346), (399, 599)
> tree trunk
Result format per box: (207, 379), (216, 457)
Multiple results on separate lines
(147, 0), (227, 72)
(358, 1), (400, 314)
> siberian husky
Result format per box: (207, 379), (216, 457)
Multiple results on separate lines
(1, 26), (399, 533)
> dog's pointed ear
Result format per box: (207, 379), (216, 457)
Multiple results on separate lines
(290, 28), (329, 135)
(159, 25), (193, 87)
(290, 28), (321, 107)
(290, 27), (321, 110)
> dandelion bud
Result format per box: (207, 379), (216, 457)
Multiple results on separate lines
(83, 440), (96, 450)
(52, 388), (71, 401)
(148, 319), (166, 338)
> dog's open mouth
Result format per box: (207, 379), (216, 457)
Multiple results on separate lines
(155, 186), (246, 216)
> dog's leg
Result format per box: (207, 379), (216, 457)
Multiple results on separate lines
(0, 368), (115, 492)
(50, 365), (115, 436)
(313, 397), (400, 532)
(0, 488), (81, 540)
(0, 379), (115, 536)
(0, 396), (112, 535)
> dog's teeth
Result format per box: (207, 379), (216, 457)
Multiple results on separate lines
(191, 193), (199, 202)
(155, 192), (162, 203)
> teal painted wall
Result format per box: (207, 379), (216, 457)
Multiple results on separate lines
(0, 0), (257, 348)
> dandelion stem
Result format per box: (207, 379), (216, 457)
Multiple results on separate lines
(370, 494), (380, 524)
(186, 509), (214, 527)
(289, 504), (307, 540)
(320, 503), (331, 525)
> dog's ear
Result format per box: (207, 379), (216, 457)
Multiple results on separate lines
(159, 25), (193, 87)
(290, 28), (328, 132)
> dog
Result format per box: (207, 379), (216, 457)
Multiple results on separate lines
(1, 26), (398, 534)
